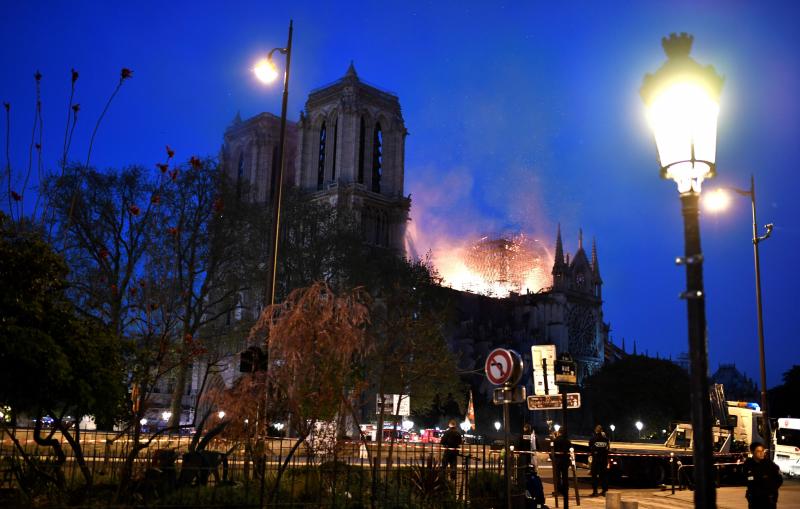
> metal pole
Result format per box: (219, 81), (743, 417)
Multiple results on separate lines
(679, 191), (715, 509)
(503, 399), (512, 509)
(267, 20), (293, 308)
(750, 175), (771, 451)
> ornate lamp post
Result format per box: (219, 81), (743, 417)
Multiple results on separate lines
(254, 20), (293, 308)
(641, 33), (724, 509)
(705, 177), (774, 449)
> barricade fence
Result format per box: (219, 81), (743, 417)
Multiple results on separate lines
(0, 426), (532, 508)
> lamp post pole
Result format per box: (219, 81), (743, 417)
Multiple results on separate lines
(267, 19), (293, 309)
(679, 190), (716, 509)
(736, 175), (773, 447)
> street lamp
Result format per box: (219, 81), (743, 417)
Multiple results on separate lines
(704, 176), (773, 447)
(635, 421), (644, 440)
(641, 32), (724, 509)
(255, 20), (293, 309)
(494, 421), (502, 432)
(609, 424), (615, 441)
(553, 424), (561, 433)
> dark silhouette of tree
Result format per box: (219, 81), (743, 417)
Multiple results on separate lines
(0, 212), (125, 495)
(769, 365), (800, 418)
(584, 355), (690, 440)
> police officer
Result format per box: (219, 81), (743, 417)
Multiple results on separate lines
(551, 428), (571, 506)
(743, 441), (782, 509)
(440, 419), (463, 481)
(589, 424), (610, 496)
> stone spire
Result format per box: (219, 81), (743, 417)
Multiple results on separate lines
(345, 60), (358, 79)
(591, 237), (601, 277)
(578, 228), (583, 251)
(554, 224), (564, 266)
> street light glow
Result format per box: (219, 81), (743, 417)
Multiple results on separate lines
(217, 410), (226, 419)
(254, 58), (279, 84)
(494, 421), (501, 431)
(609, 424), (616, 432)
(554, 424), (561, 432)
(635, 421), (644, 431)
(703, 188), (731, 213)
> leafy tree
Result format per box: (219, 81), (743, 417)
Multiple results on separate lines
(0, 212), (126, 493)
(242, 282), (371, 501)
(584, 355), (690, 440)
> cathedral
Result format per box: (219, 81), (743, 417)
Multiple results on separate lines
(220, 63), (613, 403)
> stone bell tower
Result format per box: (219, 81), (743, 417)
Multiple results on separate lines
(294, 62), (410, 252)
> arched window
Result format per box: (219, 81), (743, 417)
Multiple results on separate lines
(331, 117), (338, 181)
(317, 122), (326, 190)
(236, 152), (244, 199)
(358, 116), (366, 184)
(372, 122), (382, 193)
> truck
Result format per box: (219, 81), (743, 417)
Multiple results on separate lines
(774, 417), (800, 478)
(571, 398), (760, 486)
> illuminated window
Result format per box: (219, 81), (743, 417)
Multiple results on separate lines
(372, 123), (382, 193)
(317, 122), (326, 190)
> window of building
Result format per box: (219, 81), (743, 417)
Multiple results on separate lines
(236, 152), (244, 199)
(358, 116), (366, 184)
(317, 122), (327, 190)
(331, 118), (338, 181)
(372, 123), (383, 193)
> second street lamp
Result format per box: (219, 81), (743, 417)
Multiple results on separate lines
(641, 32), (724, 509)
(254, 20), (293, 309)
(705, 175), (774, 451)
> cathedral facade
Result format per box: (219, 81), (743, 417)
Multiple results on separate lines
(220, 63), (409, 253)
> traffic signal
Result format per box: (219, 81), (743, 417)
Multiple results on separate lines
(239, 346), (268, 373)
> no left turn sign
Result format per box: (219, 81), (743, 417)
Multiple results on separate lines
(485, 348), (522, 386)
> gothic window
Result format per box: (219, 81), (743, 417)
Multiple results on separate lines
(331, 117), (338, 181)
(236, 152), (244, 199)
(372, 123), (383, 193)
(358, 116), (366, 184)
(317, 122), (327, 190)
(270, 145), (278, 200)
(576, 272), (586, 288)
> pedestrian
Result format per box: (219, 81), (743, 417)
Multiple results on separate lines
(743, 441), (782, 509)
(517, 423), (533, 471)
(551, 427), (572, 505)
(589, 424), (610, 496)
(440, 419), (463, 481)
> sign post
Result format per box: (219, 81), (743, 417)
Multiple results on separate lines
(485, 348), (524, 509)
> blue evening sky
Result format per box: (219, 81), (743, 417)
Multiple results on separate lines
(2, 1), (798, 388)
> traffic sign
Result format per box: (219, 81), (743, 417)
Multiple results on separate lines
(532, 345), (558, 395)
(527, 393), (581, 411)
(555, 354), (577, 384)
(485, 348), (523, 386)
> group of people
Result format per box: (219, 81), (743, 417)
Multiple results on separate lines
(437, 419), (784, 508)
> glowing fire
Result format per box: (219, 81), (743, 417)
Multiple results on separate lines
(432, 233), (552, 298)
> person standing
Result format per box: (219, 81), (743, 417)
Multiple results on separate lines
(551, 428), (572, 507)
(743, 441), (783, 509)
(589, 424), (610, 496)
(440, 419), (463, 481)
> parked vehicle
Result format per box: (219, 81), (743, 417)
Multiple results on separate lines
(774, 417), (800, 478)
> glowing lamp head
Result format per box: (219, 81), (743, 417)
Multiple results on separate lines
(703, 188), (731, 212)
(254, 58), (279, 84)
(494, 421), (501, 431)
(609, 424), (615, 431)
(635, 421), (644, 431)
(641, 33), (724, 194)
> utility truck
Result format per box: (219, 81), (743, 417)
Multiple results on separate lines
(571, 390), (761, 486)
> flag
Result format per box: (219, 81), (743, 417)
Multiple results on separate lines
(466, 390), (476, 431)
